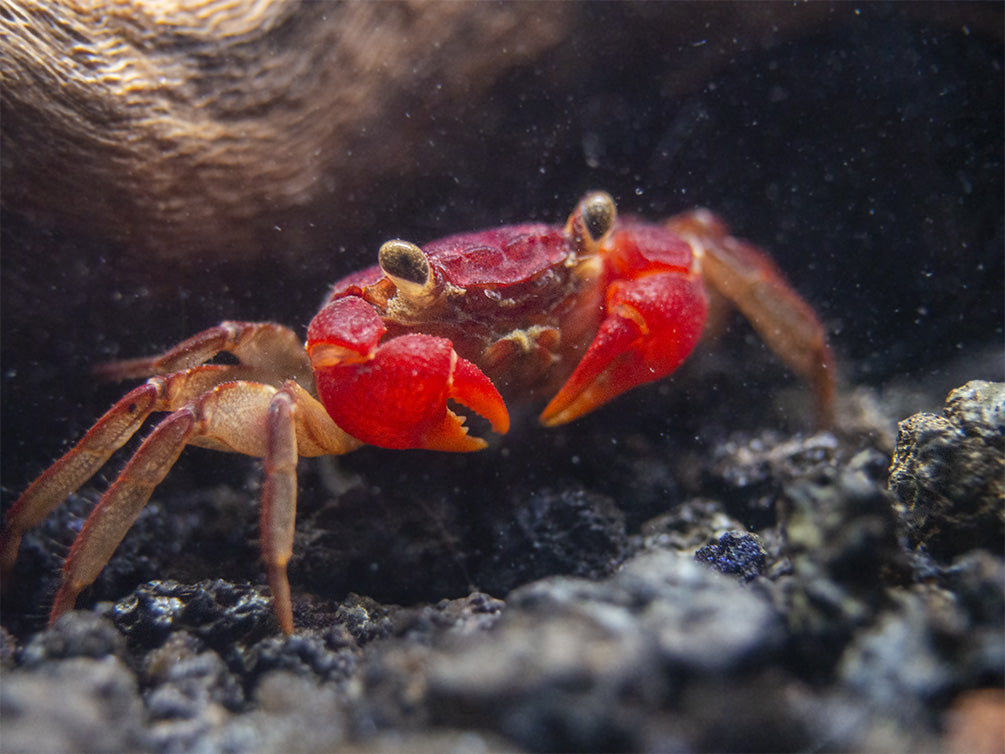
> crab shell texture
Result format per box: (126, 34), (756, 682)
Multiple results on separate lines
(306, 192), (710, 451)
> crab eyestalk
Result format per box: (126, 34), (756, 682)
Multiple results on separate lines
(379, 239), (438, 307)
(565, 191), (617, 257)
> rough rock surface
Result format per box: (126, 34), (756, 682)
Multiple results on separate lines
(889, 380), (1005, 560)
(3, 378), (1002, 751)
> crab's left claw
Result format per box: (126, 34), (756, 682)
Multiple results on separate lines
(540, 271), (709, 426)
(309, 297), (509, 451)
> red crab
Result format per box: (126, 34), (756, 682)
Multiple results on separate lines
(1, 192), (834, 633)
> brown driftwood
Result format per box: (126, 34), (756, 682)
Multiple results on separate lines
(1, 1), (569, 261)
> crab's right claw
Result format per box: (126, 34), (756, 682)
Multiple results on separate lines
(308, 297), (509, 451)
(427, 347), (511, 451)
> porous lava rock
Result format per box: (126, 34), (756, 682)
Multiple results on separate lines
(889, 380), (1005, 560)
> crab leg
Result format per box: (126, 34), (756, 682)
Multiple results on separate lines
(262, 390), (298, 635)
(667, 210), (836, 427)
(93, 321), (311, 383)
(45, 378), (360, 630)
(48, 408), (198, 620)
(260, 381), (361, 633)
(0, 364), (253, 579)
(1, 322), (312, 581)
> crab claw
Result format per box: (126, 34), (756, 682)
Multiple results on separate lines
(308, 297), (509, 450)
(540, 271), (709, 426)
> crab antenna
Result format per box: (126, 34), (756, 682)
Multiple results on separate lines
(379, 240), (438, 307)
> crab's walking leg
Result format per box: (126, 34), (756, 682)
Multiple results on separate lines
(668, 210), (836, 427)
(94, 321), (312, 385)
(48, 409), (197, 620)
(44, 378), (358, 631)
(262, 391), (298, 634)
(1, 322), (312, 581)
(0, 365), (250, 579)
(258, 381), (362, 633)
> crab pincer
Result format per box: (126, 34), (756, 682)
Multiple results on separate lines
(541, 226), (710, 426)
(308, 296), (509, 451)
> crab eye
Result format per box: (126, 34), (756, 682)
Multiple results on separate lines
(379, 239), (437, 305)
(580, 191), (616, 242)
(379, 240), (429, 285)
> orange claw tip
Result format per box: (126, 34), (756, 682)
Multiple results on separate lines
(538, 315), (643, 428)
(538, 399), (579, 428)
(449, 353), (511, 436)
(417, 351), (510, 451)
(539, 380), (609, 428)
(419, 410), (490, 453)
